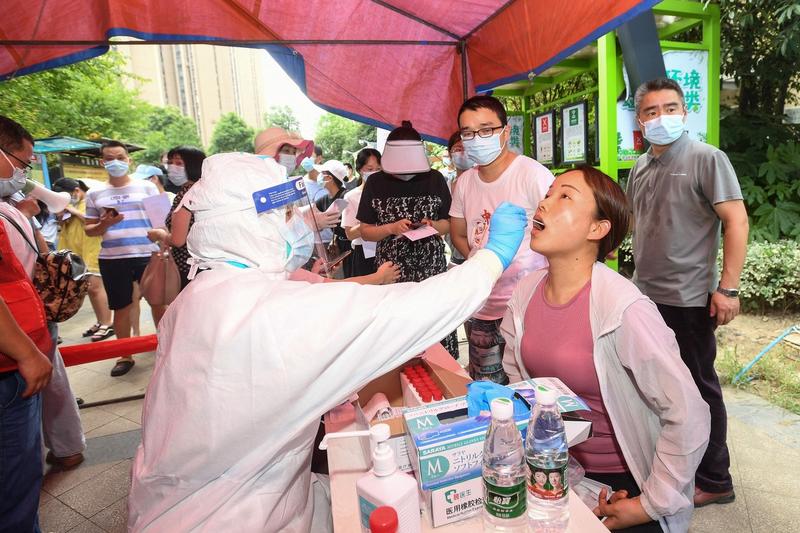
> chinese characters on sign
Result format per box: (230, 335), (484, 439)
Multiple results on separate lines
(507, 115), (524, 154)
(617, 50), (709, 160)
(561, 101), (588, 164)
(534, 111), (555, 166)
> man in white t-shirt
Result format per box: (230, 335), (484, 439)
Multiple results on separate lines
(450, 96), (554, 383)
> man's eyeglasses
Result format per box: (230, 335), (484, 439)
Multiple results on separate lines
(0, 145), (33, 171)
(459, 125), (505, 141)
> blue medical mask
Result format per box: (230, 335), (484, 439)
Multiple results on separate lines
(0, 150), (29, 197)
(463, 128), (506, 166)
(281, 213), (315, 272)
(641, 114), (685, 146)
(104, 160), (129, 178)
(360, 170), (378, 181)
(451, 152), (472, 170)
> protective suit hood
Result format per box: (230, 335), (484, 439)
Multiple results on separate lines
(182, 152), (292, 278)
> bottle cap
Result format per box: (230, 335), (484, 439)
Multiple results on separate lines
(536, 388), (557, 406)
(369, 506), (399, 533)
(490, 397), (514, 420)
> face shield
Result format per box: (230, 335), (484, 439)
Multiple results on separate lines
(185, 153), (333, 278)
(251, 177), (331, 272)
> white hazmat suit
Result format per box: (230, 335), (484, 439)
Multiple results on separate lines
(128, 153), (521, 532)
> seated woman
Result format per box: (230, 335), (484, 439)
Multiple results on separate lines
(501, 165), (710, 533)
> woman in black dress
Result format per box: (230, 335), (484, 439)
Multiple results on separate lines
(357, 121), (459, 357)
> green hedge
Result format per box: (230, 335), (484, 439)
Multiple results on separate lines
(731, 240), (800, 313)
(619, 238), (800, 313)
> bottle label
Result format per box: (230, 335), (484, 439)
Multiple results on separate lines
(527, 461), (569, 500)
(483, 478), (526, 519)
(358, 495), (378, 530)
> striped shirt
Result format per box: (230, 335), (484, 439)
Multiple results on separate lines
(86, 181), (159, 259)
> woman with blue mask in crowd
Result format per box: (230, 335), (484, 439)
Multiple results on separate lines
(147, 146), (206, 289)
(342, 148), (381, 278)
(357, 121), (459, 357)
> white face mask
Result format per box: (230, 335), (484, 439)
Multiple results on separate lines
(167, 164), (188, 185)
(640, 114), (685, 146)
(0, 150), (29, 197)
(360, 170), (378, 181)
(463, 128), (506, 166)
(277, 153), (297, 175)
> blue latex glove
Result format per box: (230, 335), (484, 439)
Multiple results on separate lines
(300, 157), (315, 172)
(484, 202), (529, 269)
(467, 381), (515, 417)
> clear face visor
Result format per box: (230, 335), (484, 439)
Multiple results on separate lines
(252, 177), (337, 271)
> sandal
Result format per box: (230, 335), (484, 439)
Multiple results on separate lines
(91, 324), (115, 342)
(82, 323), (101, 337)
(110, 359), (135, 377)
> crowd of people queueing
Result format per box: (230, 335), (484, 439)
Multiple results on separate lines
(0, 76), (748, 533)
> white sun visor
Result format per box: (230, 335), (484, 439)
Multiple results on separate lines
(380, 140), (431, 175)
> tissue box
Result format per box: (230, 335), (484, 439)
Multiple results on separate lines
(403, 378), (592, 527)
(350, 357), (472, 472)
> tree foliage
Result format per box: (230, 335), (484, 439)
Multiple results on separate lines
(718, 0), (800, 116)
(0, 51), (150, 141)
(133, 106), (203, 164)
(263, 105), (300, 132)
(314, 113), (376, 163)
(208, 113), (255, 154)
(720, 111), (800, 241)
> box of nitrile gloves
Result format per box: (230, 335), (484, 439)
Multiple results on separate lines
(402, 377), (592, 526)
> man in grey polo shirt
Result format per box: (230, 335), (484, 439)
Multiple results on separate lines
(627, 78), (749, 508)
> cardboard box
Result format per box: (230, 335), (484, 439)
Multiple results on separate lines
(403, 378), (592, 527)
(349, 357), (472, 472)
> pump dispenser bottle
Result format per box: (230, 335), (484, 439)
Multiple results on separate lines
(320, 424), (421, 533)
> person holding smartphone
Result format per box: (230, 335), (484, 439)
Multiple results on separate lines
(314, 160), (353, 278)
(84, 141), (162, 377)
(358, 121), (457, 356)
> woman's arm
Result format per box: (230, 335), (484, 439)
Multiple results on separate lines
(423, 217), (450, 236)
(613, 300), (711, 520)
(344, 223), (362, 241)
(147, 207), (192, 247)
(168, 207), (192, 247)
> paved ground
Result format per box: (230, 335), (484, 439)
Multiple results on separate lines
(37, 302), (800, 532)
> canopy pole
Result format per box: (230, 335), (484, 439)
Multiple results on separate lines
(459, 40), (468, 101)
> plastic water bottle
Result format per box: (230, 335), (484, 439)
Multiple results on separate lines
(482, 397), (527, 532)
(525, 388), (570, 532)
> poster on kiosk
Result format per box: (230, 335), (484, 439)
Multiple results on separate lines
(617, 50), (710, 160)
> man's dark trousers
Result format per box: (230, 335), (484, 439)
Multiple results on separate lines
(656, 297), (733, 493)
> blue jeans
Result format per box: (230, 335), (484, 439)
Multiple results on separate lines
(0, 371), (43, 533)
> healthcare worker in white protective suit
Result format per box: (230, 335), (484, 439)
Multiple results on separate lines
(128, 152), (529, 532)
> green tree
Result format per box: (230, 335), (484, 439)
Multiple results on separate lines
(718, 0), (800, 116)
(0, 51), (150, 141)
(314, 113), (376, 162)
(263, 105), (301, 132)
(208, 113), (255, 154)
(134, 106), (203, 163)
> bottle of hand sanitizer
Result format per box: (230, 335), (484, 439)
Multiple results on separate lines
(319, 423), (421, 533)
(356, 424), (421, 533)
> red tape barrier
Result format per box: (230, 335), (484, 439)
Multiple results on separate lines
(0, 334), (158, 373)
